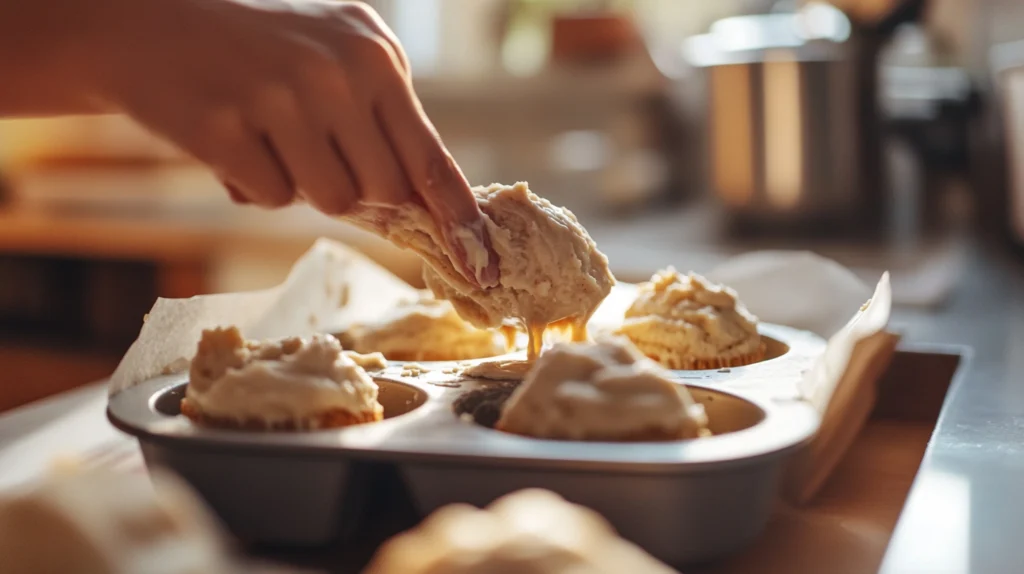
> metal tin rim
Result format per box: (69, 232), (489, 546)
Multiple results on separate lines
(108, 344), (821, 475)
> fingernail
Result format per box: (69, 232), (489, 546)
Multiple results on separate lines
(444, 233), (475, 288)
(473, 224), (500, 287)
(447, 220), (499, 289)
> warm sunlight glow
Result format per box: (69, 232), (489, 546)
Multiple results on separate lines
(710, 64), (755, 207)
(764, 55), (804, 211)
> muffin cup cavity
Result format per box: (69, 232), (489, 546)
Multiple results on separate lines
(761, 335), (791, 362)
(156, 379), (427, 430)
(454, 384), (766, 440)
(375, 379), (430, 419)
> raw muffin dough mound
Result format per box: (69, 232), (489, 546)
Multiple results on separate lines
(339, 291), (508, 361)
(462, 357), (534, 381)
(617, 268), (765, 370)
(184, 326), (382, 430)
(346, 182), (615, 358)
(363, 489), (680, 574)
(0, 470), (236, 574)
(497, 337), (708, 441)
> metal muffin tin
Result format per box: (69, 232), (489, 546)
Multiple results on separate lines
(108, 323), (825, 566)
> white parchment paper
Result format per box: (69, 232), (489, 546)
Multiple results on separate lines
(108, 238), (418, 396)
(110, 242), (890, 394)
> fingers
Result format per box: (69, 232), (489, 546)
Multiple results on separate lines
(333, 110), (413, 206)
(222, 180), (250, 204)
(187, 107), (295, 207)
(447, 217), (501, 289)
(338, 2), (411, 75)
(299, 65), (411, 207)
(251, 84), (359, 214)
(375, 80), (499, 287)
(375, 83), (479, 225)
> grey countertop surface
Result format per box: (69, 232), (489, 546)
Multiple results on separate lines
(878, 240), (1024, 574)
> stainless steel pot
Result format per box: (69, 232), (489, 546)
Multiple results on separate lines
(989, 40), (1024, 251)
(686, 3), (884, 233)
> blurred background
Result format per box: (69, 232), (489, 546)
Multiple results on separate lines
(0, 0), (1021, 410)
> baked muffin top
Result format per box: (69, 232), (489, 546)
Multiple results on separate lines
(617, 268), (761, 363)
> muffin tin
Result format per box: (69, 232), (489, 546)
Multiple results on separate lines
(107, 323), (825, 566)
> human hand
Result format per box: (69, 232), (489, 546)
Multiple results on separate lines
(86, 0), (498, 286)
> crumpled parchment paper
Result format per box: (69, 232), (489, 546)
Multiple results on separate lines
(108, 238), (418, 396)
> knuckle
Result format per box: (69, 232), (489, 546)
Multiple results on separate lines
(353, 33), (398, 67)
(338, 2), (377, 22)
(394, 46), (411, 74)
(195, 107), (244, 145)
(295, 47), (337, 79)
(292, 48), (349, 95)
(251, 82), (299, 117)
(188, 107), (245, 161)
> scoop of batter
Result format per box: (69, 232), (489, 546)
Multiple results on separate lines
(345, 182), (615, 358)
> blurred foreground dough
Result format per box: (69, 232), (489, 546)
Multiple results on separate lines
(0, 470), (235, 574)
(364, 488), (679, 574)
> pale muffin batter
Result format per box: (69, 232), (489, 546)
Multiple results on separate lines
(346, 182), (615, 359)
(343, 350), (388, 371)
(364, 489), (679, 574)
(617, 268), (764, 370)
(497, 338), (708, 441)
(339, 292), (507, 361)
(185, 326), (382, 430)
(462, 357), (533, 381)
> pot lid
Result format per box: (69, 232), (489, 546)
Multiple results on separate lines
(685, 2), (852, 67)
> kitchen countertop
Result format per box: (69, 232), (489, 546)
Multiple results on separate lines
(878, 239), (1024, 574)
(0, 230), (1022, 572)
